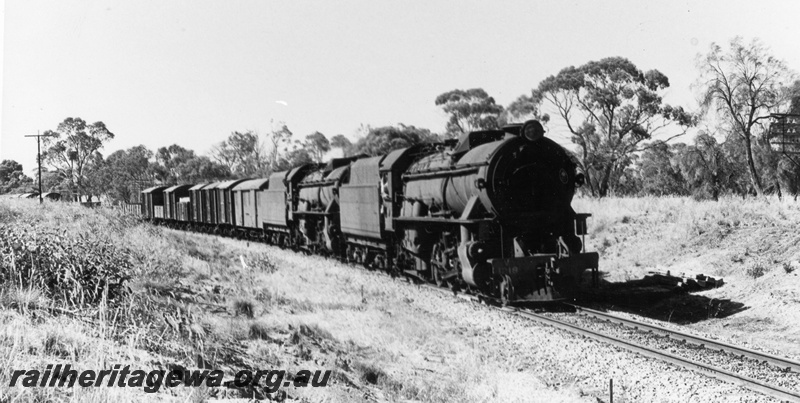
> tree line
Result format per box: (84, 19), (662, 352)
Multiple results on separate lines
(2, 37), (798, 202)
(0, 118), (438, 203)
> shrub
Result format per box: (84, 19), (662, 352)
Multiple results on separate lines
(746, 263), (768, 279)
(0, 286), (46, 313)
(0, 224), (132, 306)
(249, 322), (274, 340)
(289, 323), (334, 345)
(353, 361), (403, 392)
(231, 298), (255, 318)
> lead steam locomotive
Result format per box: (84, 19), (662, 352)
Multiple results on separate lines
(141, 120), (599, 304)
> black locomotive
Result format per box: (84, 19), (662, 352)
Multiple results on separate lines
(141, 120), (599, 304)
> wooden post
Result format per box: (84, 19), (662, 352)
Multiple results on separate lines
(610, 378), (613, 403)
(24, 131), (55, 203)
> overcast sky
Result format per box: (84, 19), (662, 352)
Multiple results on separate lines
(3, 0), (800, 174)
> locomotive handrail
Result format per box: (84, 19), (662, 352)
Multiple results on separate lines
(402, 165), (482, 181)
(406, 160), (489, 172)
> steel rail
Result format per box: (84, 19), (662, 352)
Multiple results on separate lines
(504, 307), (800, 403)
(419, 285), (800, 401)
(569, 304), (800, 373)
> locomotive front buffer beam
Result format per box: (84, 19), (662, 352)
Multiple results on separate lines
(487, 251), (599, 304)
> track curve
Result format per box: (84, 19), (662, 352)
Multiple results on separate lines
(420, 283), (800, 402)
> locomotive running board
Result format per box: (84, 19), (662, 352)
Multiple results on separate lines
(393, 216), (492, 226)
(293, 211), (336, 216)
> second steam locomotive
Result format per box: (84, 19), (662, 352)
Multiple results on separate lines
(141, 120), (599, 304)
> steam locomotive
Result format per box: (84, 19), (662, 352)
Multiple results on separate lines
(141, 120), (599, 304)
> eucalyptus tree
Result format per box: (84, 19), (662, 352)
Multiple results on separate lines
(350, 124), (437, 156)
(155, 144), (196, 183)
(41, 117), (114, 201)
(536, 57), (694, 197)
(696, 37), (796, 196)
(500, 92), (550, 126)
(304, 132), (331, 163)
(102, 145), (157, 202)
(435, 88), (504, 138)
(330, 134), (353, 156)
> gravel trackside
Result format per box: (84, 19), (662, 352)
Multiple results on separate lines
(264, 246), (779, 402)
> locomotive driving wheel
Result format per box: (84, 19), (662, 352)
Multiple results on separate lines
(430, 241), (450, 287)
(499, 275), (514, 307)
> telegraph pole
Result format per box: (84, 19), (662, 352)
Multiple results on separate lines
(24, 131), (55, 203)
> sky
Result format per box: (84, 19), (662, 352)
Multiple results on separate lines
(3, 0), (800, 175)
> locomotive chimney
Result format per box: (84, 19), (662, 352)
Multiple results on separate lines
(521, 120), (545, 142)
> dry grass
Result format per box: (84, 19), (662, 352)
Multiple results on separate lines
(0, 200), (305, 401)
(573, 195), (800, 278)
(7, 195), (800, 401)
(1, 198), (586, 402)
(574, 195), (800, 356)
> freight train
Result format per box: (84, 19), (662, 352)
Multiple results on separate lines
(140, 120), (599, 305)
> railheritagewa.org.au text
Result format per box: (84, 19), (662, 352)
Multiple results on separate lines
(9, 364), (331, 393)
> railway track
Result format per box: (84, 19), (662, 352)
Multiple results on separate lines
(421, 283), (800, 402)
(567, 304), (800, 373)
(514, 307), (800, 402)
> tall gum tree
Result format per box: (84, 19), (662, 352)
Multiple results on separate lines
(211, 131), (270, 177)
(696, 37), (796, 196)
(536, 57), (694, 197)
(350, 124), (437, 156)
(155, 144), (196, 183)
(500, 91), (550, 126)
(42, 117), (114, 201)
(330, 134), (353, 157)
(435, 88), (504, 138)
(267, 121), (294, 172)
(304, 132), (331, 163)
(103, 145), (156, 202)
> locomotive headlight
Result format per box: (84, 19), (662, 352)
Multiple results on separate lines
(521, 120), (545, 142)
(575, 173), (586, 187)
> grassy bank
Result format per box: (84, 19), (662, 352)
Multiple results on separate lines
(0, 199), (584, 402)
(574, 195), (800, 355)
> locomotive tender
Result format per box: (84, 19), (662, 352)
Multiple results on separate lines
(141, 120), (599, 304)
